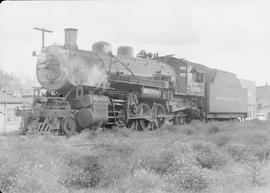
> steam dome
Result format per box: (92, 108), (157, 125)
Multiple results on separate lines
(92, 41), (112, 55)
(117, 46), (134, 57)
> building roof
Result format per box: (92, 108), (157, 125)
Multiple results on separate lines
(239, 79), (256, 84)
(0, 93), (32, 104)
(257, 85), (270, 89)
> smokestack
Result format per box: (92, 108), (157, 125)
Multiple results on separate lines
(64, 28), (78, 49)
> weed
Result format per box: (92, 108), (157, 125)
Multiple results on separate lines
(166, 165), (214, 192)
(209, 133), (232, 147)
(140, 151), (177, 175)
(1, 120), (270, 193)
(62, 155), (103, 188)
(193, 141), (228, 169)
(207, 124), (220, 134)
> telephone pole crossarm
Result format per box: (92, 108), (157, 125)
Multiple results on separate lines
(33, 27), (53, 48)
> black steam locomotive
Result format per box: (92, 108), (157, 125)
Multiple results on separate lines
(17, 28), (248, 135)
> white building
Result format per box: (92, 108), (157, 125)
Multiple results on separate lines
(0, 93), (31, 133)
(256, 84), (270, 120)
(239, 79), (256, 119)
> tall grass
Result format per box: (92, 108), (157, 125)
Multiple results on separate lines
(0, 120), (270, 193)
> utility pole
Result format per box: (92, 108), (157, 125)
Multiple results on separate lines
(33, 27), (53, 49)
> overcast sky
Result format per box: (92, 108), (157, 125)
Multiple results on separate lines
(0, 0), (269, 86)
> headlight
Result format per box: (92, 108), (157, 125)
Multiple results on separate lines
(37, 52), (47, 63)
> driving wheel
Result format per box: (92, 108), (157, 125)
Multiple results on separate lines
(151, 103), (166, 129)
(61, 117), (77, 136)
(136, 103), (151, 131)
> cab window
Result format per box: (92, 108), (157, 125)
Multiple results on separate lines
(192, 71), (204, 83)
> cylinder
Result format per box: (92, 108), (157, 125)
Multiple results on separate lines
(76, 108), (95, 128)
(64, 28), (78, 49)
(117, 46), (134, 57)
(76, 95), (110, 129)
(92, 41), (112, 55)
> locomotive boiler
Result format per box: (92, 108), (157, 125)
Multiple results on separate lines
(18, 28), (248, 135)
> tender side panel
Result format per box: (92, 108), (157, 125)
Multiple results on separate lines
(208, 83), (248, 113)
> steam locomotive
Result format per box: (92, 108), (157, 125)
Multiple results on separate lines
(18, 28), (248, 135)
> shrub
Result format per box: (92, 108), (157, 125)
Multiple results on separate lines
(161, 124), (179, 132)
(162, 124), (195, 135)
(209, 133), (232, 147)
(140, 151), (177, 175)
(207, 124), (221, 134)
(70, 130), (98, 142)
(61, 143), (136, 188)
(193, 141), (228, 169)
(0, 157), (18, 193)
(114, 169), (165, 193)
(100, 156), (135, 187)
(247, 161), (265, 186)
(225, 143), (265, 162)
(93, 143), (136, 186)
(246, 119), (269, 129)
(189, 120), (207, 132)
(225, 144), (245, 162)
(0, 138), (68, 193)
(61, 155), (103, 188)
(181, 126), (195, 135)
(94, 143), (135, 159)
(245, 133), (269, 146)
(169, 142), (198, 168)
(140, 143), (215, 192)
(116, 128), (132, 138)
(166, 165), (214, 192)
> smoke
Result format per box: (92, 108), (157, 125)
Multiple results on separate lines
(63, 55), (107, 88)
(83, 63), (107, 87)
